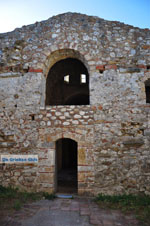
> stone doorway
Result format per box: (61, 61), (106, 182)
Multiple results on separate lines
(55, 138), (78, 193)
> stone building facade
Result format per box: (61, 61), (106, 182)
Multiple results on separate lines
(0, 13), (150, 195)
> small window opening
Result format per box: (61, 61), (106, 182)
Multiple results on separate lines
(146, 86), (150, 103)
(147, 65), (150, 70)
(145, 80), (150, 103)
(32, 115), (35, 121)
(99, 69), (104, 74)
(64, 75), (69, 83)
(29, 114), (35, 120)
(80, 74), (86, 83)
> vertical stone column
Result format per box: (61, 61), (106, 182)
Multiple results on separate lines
(78, 146), (94, 195)
(37, 142), (55, 193)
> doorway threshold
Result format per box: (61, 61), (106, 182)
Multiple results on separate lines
(56, 194), (73, 199)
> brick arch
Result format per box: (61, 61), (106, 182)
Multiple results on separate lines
(45, 52), (90, 106)
(49, 133), (82, 144)
(44, 48), (90, 77)
(40, 48), (91, 107)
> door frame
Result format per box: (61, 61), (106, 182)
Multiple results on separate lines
(54, 138), (78, 193)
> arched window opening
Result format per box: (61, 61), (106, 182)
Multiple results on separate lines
(46, 58), (89, 105)
(145, 79), (150, 103)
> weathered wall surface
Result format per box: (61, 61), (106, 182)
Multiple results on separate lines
(0, 12), (150, 195)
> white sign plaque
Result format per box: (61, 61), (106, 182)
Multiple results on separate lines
(0, 155), (38, 164)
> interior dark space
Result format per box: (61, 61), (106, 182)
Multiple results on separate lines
(56, 138), (77, 193)
(46, 58), (89, 105)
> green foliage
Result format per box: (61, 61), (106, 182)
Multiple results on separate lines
(43, 192), (56, 200)
(0, 185), (44, 211)
(96, 193), (150, 207)
(13, 200), (21, 211)
(0, 185), (18, 198)
(20, 191), (42, 202)
(96, 193), (150, 226)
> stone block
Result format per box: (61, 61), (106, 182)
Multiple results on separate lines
(37, 173), (54, 183)
(48, 150), (55, 166)
(123, 138), (144, 147)
(96, 65), (105, 70)
(78, 148), (86, 165)
(105, 64), (117, 70)
(46, 135), (52, 142)
(142, 45), (150, 50)
(41, 142), (54, 148)
(144, 130), (150, 136)
(28, 68), (43, 73)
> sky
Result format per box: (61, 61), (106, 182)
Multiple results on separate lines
(0, 0), (150, 33)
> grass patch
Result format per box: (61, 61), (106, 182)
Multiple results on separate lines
(13, 200), (22, 211)
(43, 192), (56, 200)
(95, 193), (150, 226)
(0, 185), (56, 213)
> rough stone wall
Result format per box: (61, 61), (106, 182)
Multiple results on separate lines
(0, 12), (150, 195)
(0, 105), (95, 194)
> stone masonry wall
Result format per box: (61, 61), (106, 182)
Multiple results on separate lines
(0, 105), (95, 194)
(0, 12), (150, 195)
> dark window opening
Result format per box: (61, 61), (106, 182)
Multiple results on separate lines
(56, 138), (77, 193)
(146, 86), (150, 103)
(32, 115), (35, 121)
(65, 93), (89, 105)
(147, 65), (150, 70)
(29, 114), (35, 121)
(145, 80), (150, 103)
(99, 69), (104, 74)
(46, 58), (89, 105)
